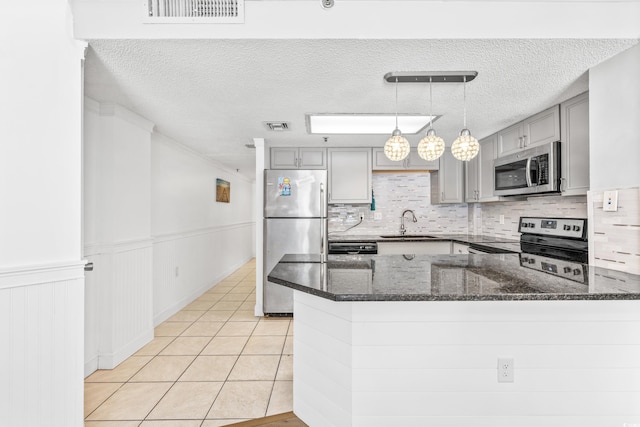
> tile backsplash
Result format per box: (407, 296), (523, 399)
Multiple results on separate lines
(328, 172), (469, 236)
(328, 172), (589, 240)
(587, 187), (640, 274)
(476, 195), (588, 239)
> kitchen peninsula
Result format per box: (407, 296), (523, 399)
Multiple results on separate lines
(268, 254), (640, 427)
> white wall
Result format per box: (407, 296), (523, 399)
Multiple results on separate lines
(151, 133), (256, 324)
(72, 1), (640, 40)
(0, 1), (86, 426)
(83, 99), (154, 374)
(589, 43), (640, 192)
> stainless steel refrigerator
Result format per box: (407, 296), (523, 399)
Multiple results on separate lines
(263, 169), (327, 315)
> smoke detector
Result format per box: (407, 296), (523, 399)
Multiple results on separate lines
(264, 122), (291, 131)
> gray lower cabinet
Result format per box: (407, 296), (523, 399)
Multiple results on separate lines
(372, 148), (439, 170)
(327, 148), (372, 204)
(377, 241), (452, 255)
(431, 149), (464, 204)
(465, 133), (499, 203)
(497, 105), (560, 157)
(560, 92), (590, 196)
(270, 147), (326, 169)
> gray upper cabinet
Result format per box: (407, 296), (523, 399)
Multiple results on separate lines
(431, 148), (464, 204)
(560, 92), (590, 196)
(270, 147), (326, 169)
(465, 133), (499, 203)
(328, 148), (372, 204)
(497, 105), (560, 157)
(372, 148), (439, 170)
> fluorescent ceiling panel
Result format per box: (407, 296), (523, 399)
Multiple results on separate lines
(307, 114), (437, 135)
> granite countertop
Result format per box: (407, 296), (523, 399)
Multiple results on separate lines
(267, 253), (640, 302)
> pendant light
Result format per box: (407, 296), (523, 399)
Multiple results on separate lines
(417, 76), (445, 161)
(383, 77), (410, 161)
(451, 75), (480, 161)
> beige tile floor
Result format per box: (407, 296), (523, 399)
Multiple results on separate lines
(85, 259), (295, 427)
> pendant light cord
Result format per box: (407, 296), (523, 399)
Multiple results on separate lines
(429, 76), (434, 130)
(395, 77), (399, 130)
(463, 75), (467, 129)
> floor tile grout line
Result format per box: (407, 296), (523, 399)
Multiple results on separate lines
(144, 287), (254, 423)
(86, 262), (277, 425)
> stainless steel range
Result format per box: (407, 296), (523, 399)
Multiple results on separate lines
(517, 216), (588, 283)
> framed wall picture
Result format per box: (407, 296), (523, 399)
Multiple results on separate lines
(216, 178), (230, 203)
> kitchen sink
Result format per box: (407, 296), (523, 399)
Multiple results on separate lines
(379, 234), (439, 239)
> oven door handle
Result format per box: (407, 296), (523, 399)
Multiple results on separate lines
(525, 157), (533, 187)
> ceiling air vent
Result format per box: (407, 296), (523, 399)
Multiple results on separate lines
(145, 0), (244, 23)
(264, 122), (291, 132)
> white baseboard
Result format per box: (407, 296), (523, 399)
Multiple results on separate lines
(97, 327), (154, 370)
(153, 256), (254, 326)
(84, 356), (99, 378)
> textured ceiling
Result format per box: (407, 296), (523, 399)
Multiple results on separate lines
(84, 38), (638, 179)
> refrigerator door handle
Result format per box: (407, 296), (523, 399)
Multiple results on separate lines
(320, 182), (326, 262)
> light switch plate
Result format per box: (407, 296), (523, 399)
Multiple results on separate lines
(603, 190), (619, 212)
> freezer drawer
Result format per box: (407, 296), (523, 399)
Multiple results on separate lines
(263, 218), (325, 314)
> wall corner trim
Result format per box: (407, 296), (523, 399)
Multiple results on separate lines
(98, 101), (156, 133)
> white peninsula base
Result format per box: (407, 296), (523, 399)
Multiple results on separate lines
(292, 291), (640, 427)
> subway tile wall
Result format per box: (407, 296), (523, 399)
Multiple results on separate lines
(328, 172), (589, 240)
(476, 195), (588, 239)
(328, 172), (469, 236)
(587, 187), (640, 274)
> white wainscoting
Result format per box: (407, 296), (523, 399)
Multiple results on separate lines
(294, 292), (640, 427)
(0, 261), (85, 427)
(152, 222), (255, 326)
(84, 239), (153, 375)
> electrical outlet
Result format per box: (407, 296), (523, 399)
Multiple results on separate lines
(497, 357), (514, 383)
(360, 213), (365, 221)
(374, 212), (382, 220)
(499, 215), (505, 225)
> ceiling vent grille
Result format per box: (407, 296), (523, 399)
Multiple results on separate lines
(146, 0), (244, 23)
(264, 122), (291, 131)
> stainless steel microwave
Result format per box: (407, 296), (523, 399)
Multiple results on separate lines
(493, 141), (560, 196)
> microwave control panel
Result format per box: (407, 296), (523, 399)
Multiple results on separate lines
(518, 217), (587, 240)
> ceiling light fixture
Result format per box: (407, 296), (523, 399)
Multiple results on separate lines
(417, 76), (445, 161)
(306, 113), (435, 134)
(451, 76), (480, 161)
(383, 77), (410, 161)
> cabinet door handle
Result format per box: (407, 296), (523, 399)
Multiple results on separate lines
(523, 135), (528, 147)
(441, 192), (444, 201)
(518, 136), (523, 148)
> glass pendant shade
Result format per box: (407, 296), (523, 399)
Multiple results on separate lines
(417, 128), (445, 161)
(384, 128), (410, 161)
(451, 128), (480, 161)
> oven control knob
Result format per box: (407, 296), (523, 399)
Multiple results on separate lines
(563, 267), (572, 273)
(572, 225), (581, 232)
(528, 223), (535, 228)
(563, 225), (571, 231)
(522, 223), (528, 228)
(528, 258), (536, 264)
(573, 268), (582, 275)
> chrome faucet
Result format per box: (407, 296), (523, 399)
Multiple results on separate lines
(400, 209), (418, 235)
